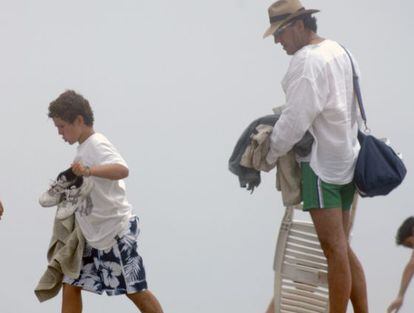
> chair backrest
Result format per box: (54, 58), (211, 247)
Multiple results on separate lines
(273, 206), (329, 313)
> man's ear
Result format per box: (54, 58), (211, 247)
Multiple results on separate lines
(296, 19), (305, 31)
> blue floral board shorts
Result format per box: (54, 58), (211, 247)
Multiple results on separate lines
(63, 217), (148, 295)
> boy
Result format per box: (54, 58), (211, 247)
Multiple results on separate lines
(387, 216), (414, 313)
(47, 90), (163, 313)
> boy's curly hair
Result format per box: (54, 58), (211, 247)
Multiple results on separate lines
(396, 216), (414, 245)
(48, 90), (94, 126)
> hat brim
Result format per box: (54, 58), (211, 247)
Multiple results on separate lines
(263, 9), (320, 39)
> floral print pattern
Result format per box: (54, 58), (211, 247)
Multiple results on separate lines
(63, 217), (148, 295)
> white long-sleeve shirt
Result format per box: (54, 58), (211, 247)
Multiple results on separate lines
(266, 39), (360, 184)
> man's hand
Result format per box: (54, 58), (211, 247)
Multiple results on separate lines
(0, 200), (4, 220)
(71, 162), (90, 177)
(387, 296), (403, 313)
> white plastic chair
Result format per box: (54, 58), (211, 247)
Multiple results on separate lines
(272, 196), (358, 313)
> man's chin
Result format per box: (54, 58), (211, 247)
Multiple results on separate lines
(65, 139), (76, 145)
(282, 47), (293, 55)
(284, 48), (294, 55)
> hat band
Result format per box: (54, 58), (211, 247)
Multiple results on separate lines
(269, 7), (305, 24)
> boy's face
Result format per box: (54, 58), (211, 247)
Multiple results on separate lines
(402, 235), (414, 249)
(52, 116), (83, 145)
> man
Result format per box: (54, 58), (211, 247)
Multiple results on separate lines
(263, 1), (368, 312)
(387, 217), (414, 313)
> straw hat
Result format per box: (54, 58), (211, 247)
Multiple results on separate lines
(263, 0), (319, 38)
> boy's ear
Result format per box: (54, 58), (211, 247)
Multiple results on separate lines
(74, 115), (85, 125)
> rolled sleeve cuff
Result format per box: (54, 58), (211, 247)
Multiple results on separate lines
(266, 147), (280, 164)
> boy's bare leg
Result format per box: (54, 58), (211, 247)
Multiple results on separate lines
(126, 289), (164, 313)
(62, 284), (82, 313)
(265, 297), (275, 313)
(310, 208), (351, 313)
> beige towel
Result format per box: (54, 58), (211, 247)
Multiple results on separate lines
(276, 151), (301, 206)
(35, 215), (85, 302)
(240, 124), (276, 172)
(240, 124), (302, 206)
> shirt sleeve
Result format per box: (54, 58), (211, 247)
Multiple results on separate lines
(92, 140), (128, 168)
(266, 73), (328, 164)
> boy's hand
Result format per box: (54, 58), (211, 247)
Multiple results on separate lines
(71, 162), (90, 177)
(387, 296), (403, 313)
(0, 200), (4, 220)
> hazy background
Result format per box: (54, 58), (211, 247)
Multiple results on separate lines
(0, 0), (413, 312)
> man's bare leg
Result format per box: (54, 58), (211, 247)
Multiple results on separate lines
(62, 284), (82, 313)
(348, 247), (369, 312)
(126, 289), (164, 313)
(265, 297), (275, 313)
(343, 211), (369, 313)
(310, 208), (351, 313)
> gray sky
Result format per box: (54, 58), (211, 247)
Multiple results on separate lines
(0, 0), (413, 312)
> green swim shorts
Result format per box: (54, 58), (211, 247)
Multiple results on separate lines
(301, 162), (356, 211)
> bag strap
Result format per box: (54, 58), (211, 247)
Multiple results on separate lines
(340, 45), (369, 131)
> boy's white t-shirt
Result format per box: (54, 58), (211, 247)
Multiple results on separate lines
(74, 132), (133, 250)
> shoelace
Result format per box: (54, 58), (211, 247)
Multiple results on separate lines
(48, 178), (69, 195)
(64, 187), (82, 205)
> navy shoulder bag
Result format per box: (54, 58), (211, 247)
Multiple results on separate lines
(343, 47), (407, 197)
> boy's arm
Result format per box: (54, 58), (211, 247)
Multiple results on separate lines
(0, 200), (3, 220)
(387, 251), (414, 313)
(72, 162), (129, 180)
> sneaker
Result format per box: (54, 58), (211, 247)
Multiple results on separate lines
(56, 177), (94, 220)
(39, 168), (82, 207)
